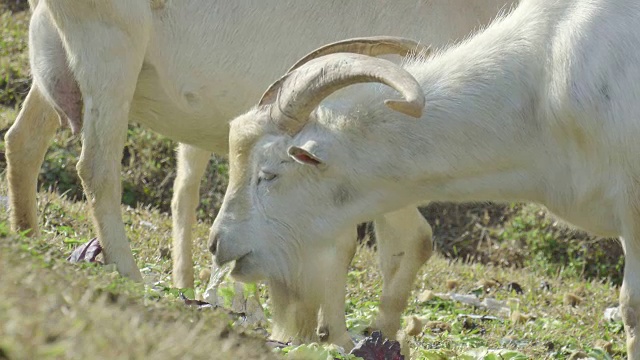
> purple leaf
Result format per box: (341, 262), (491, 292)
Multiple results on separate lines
(67, 237), (103, 263)
(349, 331), (404, 360)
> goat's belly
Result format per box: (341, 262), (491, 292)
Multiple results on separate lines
(127, 66), (236, 154)
(547, 205), (620, 239)
(542, 175), (621, 238)
(129, 93), (230, 154)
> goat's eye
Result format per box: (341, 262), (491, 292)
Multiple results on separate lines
(257, 170), (277, 185)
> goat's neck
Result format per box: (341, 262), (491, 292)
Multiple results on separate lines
(354, 1), (567, 206)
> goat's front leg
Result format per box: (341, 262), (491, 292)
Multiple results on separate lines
(45, 0), (152, 281)
(5, 85), (59, 236)
(171, 144), (212, 288)
(371, 206), (433, 339)
(620, 230), (640, 360)
(316, 229), (358, 350)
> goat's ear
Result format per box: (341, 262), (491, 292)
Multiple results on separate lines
(288, 141), (325, 166)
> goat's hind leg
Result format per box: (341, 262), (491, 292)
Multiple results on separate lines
(5, 86), (59, 236)
(4, 6), (76, 236)
(44, 0), (152, 281)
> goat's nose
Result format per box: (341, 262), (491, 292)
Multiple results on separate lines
(208, 232), (219, 255)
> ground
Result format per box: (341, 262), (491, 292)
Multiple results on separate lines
(0, 2), (629, 359)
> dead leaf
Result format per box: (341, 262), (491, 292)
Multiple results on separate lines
(563, 293), (583, 307)
(446, 279), (459, 290)
(424, 321), (451, 333)
(67, 237), (102, 263)
(594, 339), (613, 354)
(179, 292), (215, 309)
(265, 340), (291, 349)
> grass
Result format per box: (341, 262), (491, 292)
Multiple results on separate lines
(0, 179), (280, 360)
(0, 175), (626, 359)
(0, 6), (29, 107)
(0, 4), (629, 359)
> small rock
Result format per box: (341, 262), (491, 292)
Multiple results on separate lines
(594, 339), (613, 354)
(199, 268), (212, 283)
(564, 293), (583, 307)
(418, 290), (434, 302)
(446, 279), (460, 290)
(450, 293), (482, 307)
(604, 306), (622, 322)
(481, 297), (508, 313)
(403, 315), (425, 336)
(425, 321), (451, 333)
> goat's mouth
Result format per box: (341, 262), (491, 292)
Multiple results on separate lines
(229, 251), (258, 280)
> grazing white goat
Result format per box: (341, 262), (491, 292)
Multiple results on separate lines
(210, 0), (640, 356)
(4, 0), (515, 348)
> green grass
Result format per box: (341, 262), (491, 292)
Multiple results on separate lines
(0, 5), (629, 359)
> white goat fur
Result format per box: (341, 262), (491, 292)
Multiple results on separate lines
(4, 0), (515, 348)
(212, 0), (640, 356)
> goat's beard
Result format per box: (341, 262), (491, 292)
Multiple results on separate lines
(267, 278), (322, 343)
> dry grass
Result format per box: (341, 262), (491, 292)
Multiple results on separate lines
(0, 179), (626, 359)
(0, 180), (278, 360)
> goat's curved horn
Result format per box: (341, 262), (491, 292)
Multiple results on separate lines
(259, 36), (428, 105)
(270, 53), (425, 134)
(286, 36), (428, 73)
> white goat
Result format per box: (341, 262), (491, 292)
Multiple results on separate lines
(4, 0), (515, 348)
(211, 0), (640, 356)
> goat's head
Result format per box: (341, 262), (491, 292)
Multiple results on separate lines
(209, 37), (427, 287)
